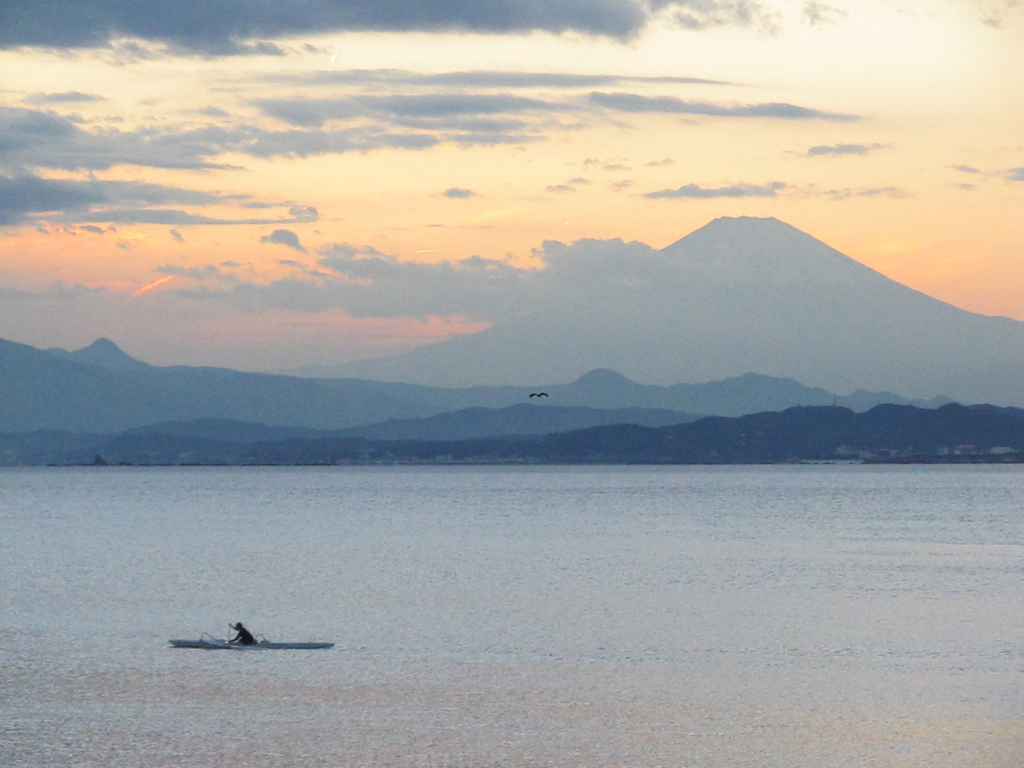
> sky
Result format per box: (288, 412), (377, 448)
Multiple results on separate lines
(1, 0), (1022, 375)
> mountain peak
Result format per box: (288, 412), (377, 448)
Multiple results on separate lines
(572, 368), (635, 387)
(46, 338), (150, 371)
(660, 214), (889, 287)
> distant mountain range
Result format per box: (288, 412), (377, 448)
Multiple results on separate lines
(0, 335), (951, 435)
(325, 217), (1024, 405)
(4, 403), (1022, 466)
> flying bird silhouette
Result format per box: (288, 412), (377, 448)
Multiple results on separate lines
(529, 392), (549, 397)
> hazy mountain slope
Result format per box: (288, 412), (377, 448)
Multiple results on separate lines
(333, 217), (1024, 404)
(112, 404), (700, 442)
(0, 337), (437, 432)
(0, 332), (955, 433)
(339, 403), (699, 440)
(45, 337), (151, 372)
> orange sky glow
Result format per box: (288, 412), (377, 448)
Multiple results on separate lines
(1, 0), (1022, 374)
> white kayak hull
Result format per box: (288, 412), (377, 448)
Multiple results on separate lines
(169, 639), (334, 650)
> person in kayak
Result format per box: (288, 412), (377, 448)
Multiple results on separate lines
(229, 622), (257, 645)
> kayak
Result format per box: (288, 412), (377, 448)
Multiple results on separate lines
(169, 636), (333, 650)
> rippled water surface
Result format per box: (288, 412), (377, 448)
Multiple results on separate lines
(2, 465), (1023, 767)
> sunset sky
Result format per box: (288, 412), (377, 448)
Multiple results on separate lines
(1, 0), (1022, 374)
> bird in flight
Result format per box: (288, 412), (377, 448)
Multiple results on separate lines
(529, 392), (549, 398)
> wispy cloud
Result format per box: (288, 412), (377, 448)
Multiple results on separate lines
(824, 186), (907, 200)
(0, 173), (318, 227)
(801, 1), (848, 27)
(256, 93), (562, 128)
(0, 106), (544, 174)
(806, 143), (886, 157)
(589, 92), (858, 121)
(644, 182), (787, 199)
(261, 69), (729, 89)
(670, 0), (781, 33)
(25, 91), (105, 104)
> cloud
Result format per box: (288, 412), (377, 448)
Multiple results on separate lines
(170, 229), (184, 242)
(806, 143), (885, 156)
(589, 92), (858, 121)
(157, 264), (236, 282)
(0, 175), (106, 225)
(670, 0), (780, 32)
(824, 187), (907, 200)
(158, 235), (705, 324)
(7, 79), (844, 176)
(0, 1), (785, 55)
(167, 238), (640, 320)
(256, 93), (564, 128)
(1007, 168), (1024, 182)
(644, 181), (787, 199)
(443, 188), (477, 199)
(951, 165), (980, 174)
(979, 0), (1024, 27)
(801, 1), (847, 26)
(0, 107), (541, 173)
(0, 173), (319, 227)
(0, 107), (239, 171)
(261, 229), (307, 252)
(263, 69), (728, 89)
(25, 91), (105, 104)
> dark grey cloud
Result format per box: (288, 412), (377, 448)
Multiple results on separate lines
(170, 228), (184, 241)
(0, 175), (107, 225)
(1008, 168), (1024, 182)
(261, 228), (307, 252)
(0, 1), (792, 55)
(589, 92), (858, 121)
(951, 165), (980, 174)
(644, 182), (787, 199)
(0, 173), (319, 226)
(545, 184), (576, 193)
(0, 1), (653, 54)
(806, 143), (885, 156)
(0, 107), (239, 171)
(443, 188), (477, 199)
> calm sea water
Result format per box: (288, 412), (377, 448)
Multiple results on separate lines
(2, 465), (1022, 768)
